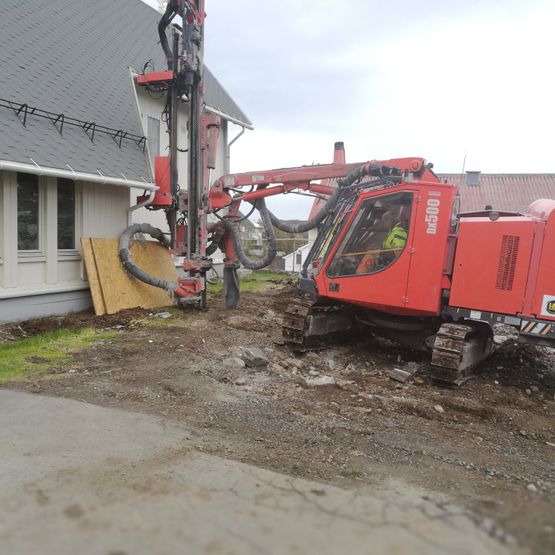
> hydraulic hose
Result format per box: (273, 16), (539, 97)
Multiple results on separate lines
(267, 187), (342, 234)
(265, 163), (399, 234)
(118, 164), (399, 288)
(119, 223), (178, 295)
(158, 0), (186, 70)
(223, 199), (277, 270)
(221, 163), (397, 270)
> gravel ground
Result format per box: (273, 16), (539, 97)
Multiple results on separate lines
(3, 284), (554, 553)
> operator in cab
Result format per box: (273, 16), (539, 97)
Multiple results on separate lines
(356, 209), (408, 274)
(382, 215), (408, 251)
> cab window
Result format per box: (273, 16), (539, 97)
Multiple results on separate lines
(327, 191), (413, 277)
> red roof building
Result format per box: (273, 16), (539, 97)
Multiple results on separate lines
(439, 173), (555, 213)
(308, 172), (555, 219)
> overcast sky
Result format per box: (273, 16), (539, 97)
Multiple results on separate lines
(143, 0), (555, 219)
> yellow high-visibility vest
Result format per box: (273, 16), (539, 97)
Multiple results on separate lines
(382, 224), (407, 250)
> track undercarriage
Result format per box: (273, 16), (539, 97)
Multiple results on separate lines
(429, 322), (494, 386)
(282, 298), (355, 350)
(282, 298), (495, 386)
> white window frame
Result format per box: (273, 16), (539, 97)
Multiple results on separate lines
(17, 173), (46, 262)
(57, 179), (81, 260)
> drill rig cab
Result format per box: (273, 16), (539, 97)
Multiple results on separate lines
(307, 175), (457, 318)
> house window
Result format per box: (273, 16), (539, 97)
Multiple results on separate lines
(147, 116), (160, 168)
(17, 173), (39, 250)
(296, 252), (302, 265)
(58, 179), (76, 250)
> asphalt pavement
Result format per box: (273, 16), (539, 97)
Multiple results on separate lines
(0, 390), (519, 555)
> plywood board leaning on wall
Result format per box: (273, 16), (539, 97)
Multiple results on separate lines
(81, 238), (177, 315)
(80, 238), (107, 316)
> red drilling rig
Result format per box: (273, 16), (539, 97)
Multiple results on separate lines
(122, 1), (555, 385)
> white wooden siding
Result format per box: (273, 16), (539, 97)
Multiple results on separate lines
(0, 88), (236, 306)
(0, 171), (129, 299)
(81, 182), (129, 238)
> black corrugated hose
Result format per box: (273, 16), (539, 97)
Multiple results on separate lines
(119, 164), (399, 287)
(222, 199), (277, 270)
(119, 223), (178, 295)
(226, 163), (398, 268)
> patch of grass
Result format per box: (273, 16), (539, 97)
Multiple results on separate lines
(208, 271), (292, 294)
(240, 271), (292, 292)
(131, 306), (190, 328)
(0, 328), (116, 384)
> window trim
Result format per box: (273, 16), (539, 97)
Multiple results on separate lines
(17, 252), (47, 263)
(57, 251), (82, 261)
(17, 173), (45, 258)
(57, 178), (79, 254)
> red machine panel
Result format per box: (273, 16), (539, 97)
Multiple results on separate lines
(404, 184), (457, 315)
(152, 156), (172, 207)
(136, 70), (174, 87)
(449, 218), (535, 315)
(529, 200), (555, 321)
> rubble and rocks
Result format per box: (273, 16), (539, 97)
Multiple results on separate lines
(152, 311), (172, 320)
(228, 357), (246, 369)
(494, 335), (510, 345)
(388, 368), (412, 383)
(269, 363), (286, 374)
(241, 347), (269, 368)
(283, 357), (303, 370)
(226, 315), (252, 328)
(305, 375), (336, 387)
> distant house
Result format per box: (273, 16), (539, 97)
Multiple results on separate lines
(0, 0), (251, 324)
(272, 221), (309, 256)
(283, 243), (312, 273)
(439, 172), (555, 213)
(239, 218), (263, 256)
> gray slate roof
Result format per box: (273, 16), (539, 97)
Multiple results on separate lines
(0, 0), (252, 182)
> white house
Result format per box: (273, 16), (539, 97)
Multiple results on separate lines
(0, 0), (252, 324)
(283, 243), (313, 273)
